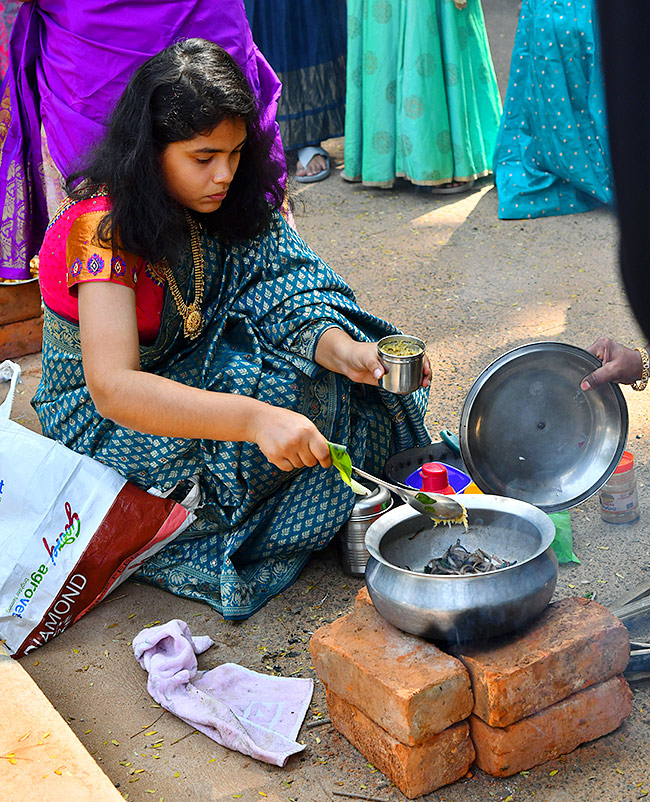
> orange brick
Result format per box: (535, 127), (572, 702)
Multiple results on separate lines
(0, 315), (43, 360)
(0, 644), (124, 801)
(0, 280), (42, 325)
(326, 687), (475, 799)
(310, 588), (473, 745)
(455, 597), (629, 726)
(353, 585), (375, 614)
(470, 674), (632, 777)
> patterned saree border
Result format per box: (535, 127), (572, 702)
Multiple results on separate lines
(42, 304), (169, 366)
(0, 83), (11, 150)
(42, 305), (82, 355)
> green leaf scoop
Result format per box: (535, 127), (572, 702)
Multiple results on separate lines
(328, 441), (466, 523)
(328, 441), (371, 496)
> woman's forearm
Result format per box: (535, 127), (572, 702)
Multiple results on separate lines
(89, 366), (266, 442)
(78, 281), (270, 442)
(314, 326), (356, 375)
(90, 366), (333, 471)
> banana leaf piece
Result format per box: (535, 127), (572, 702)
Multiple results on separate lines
(328, 441), (370, 496)
(548, 510), (580, 564)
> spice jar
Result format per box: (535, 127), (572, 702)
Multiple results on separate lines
(377, 335), (425, 395)
(599, 450), (640, 523)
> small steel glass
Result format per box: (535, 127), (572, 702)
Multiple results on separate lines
(377, 334), (425, 395)
(338, 482), (393, 576)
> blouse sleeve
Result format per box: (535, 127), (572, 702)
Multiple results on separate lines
(65, 210), (139, 291)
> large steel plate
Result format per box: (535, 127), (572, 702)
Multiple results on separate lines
(459, 342), (628, 513)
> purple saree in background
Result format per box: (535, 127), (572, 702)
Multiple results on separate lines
(0, 0), (284, 279)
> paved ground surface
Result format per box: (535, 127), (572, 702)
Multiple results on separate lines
(6, 1), (650, 800)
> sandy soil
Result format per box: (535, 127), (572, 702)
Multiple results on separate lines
(5, 1), (650, 800)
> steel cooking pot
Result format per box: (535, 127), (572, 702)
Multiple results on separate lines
(364, 493), (558, 642)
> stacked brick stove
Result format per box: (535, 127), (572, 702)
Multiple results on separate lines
(310, 588), (632, 799)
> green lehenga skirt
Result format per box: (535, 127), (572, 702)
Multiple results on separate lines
(344, 0), (503, 188)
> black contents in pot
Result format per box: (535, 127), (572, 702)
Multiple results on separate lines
(423, 538), (517, 575)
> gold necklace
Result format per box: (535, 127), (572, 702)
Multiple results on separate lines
(161, 211), (205, 339)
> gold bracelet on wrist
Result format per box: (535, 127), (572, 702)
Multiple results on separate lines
(631, 347), (650, 391)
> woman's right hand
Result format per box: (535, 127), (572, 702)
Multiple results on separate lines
(581, 337), (644, 389)
(252, 405), (332, 472)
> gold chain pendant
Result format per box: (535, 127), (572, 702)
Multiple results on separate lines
(161, 211), (206, 340)
(184, 303), (203, 339)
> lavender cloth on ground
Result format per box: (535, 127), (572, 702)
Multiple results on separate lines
(132, 619), (313, 767)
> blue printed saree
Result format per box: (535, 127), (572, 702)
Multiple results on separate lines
(494, 0), (612, 219)
(244, 0), (347, 151)
(32, 212), (430, 619)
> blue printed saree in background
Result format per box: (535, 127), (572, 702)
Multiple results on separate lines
(494, 0), (612, 219)
(32, 212), (430, 619)
(343, 0), (502, 188)
(244, 0), (347, 151)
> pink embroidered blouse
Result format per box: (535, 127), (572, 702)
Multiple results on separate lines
(39, 195), (164, 344)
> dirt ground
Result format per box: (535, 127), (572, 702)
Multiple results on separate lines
(7, 1), (650, 800)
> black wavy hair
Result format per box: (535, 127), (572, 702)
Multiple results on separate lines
(67, 38), (285, 262)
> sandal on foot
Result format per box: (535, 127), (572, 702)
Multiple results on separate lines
(429, 178), (476, 195)
(295, 146), (330, 183)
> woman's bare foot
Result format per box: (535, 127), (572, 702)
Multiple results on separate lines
(438, 180), (466, 189)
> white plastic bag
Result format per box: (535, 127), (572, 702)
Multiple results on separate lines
(0, 360), (198, 657)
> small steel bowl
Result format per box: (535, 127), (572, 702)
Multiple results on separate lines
(377, 334), (425, 395)
(364, 494), (558, 643)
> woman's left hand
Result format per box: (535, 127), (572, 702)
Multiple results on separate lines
(315, 328), (431, 388)
(343, 340), (388, 384)
(345, 340), (431, 388)
(582, 337), (645, 389)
